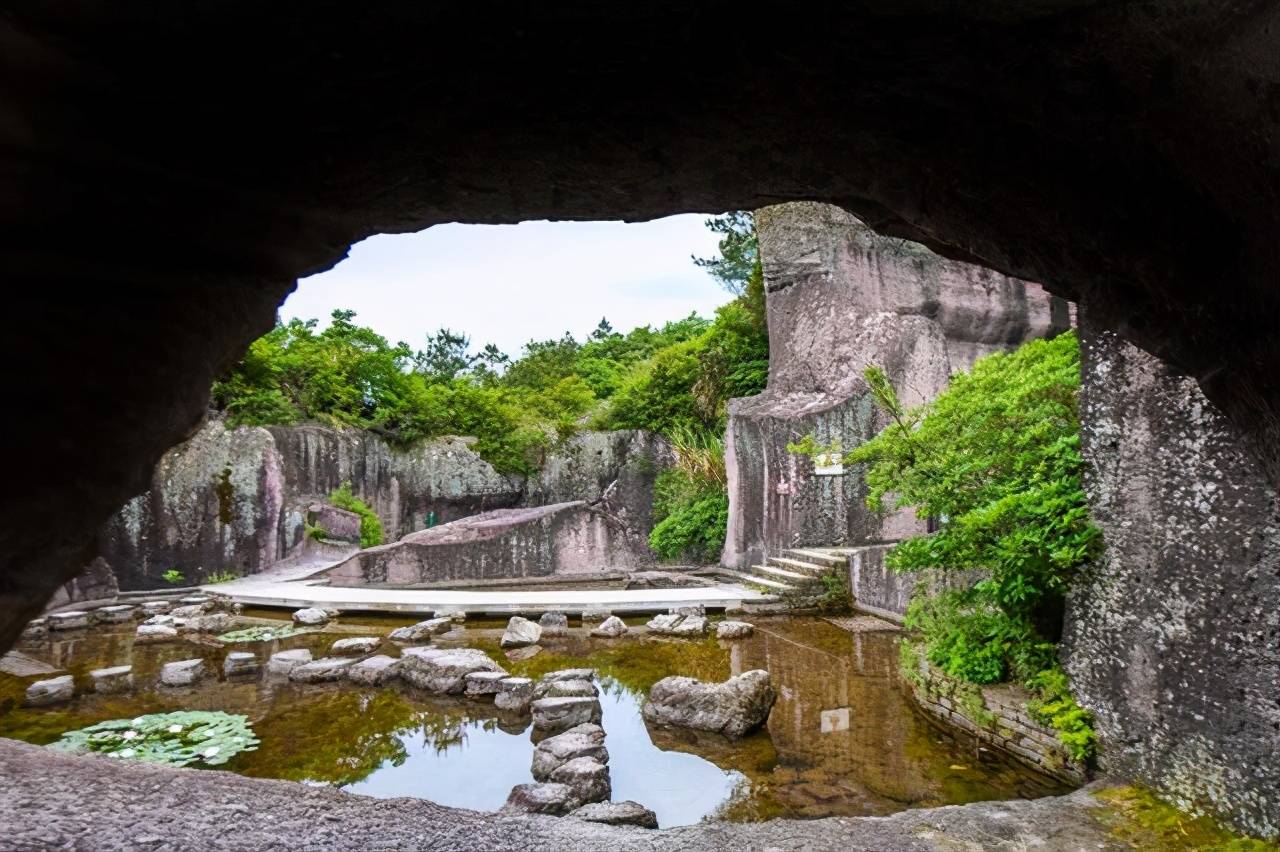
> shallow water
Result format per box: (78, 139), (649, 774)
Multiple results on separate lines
(0, 614), (1069, 827)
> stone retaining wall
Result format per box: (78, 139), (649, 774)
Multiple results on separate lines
(845, 544), (985, 622)
(904, 646), (1087, 785)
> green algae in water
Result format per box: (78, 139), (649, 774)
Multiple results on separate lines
(49, 710), (259, 767)
(217, 625), (312, 643)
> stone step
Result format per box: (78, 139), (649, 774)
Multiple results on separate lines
(784, 549), (849, 567)
(751, 564), (817, 583)
(767, 556), (830, 576)
(716, 569), (797, 592)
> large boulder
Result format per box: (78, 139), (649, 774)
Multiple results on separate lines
(531, 723), (608, 781)
(570, 801), (658, 829)
(288, 656), (358, 683)
(590, 616), (627, 638)
(532, 696), (603, 735)
(500, 616), (542, 648)
(24, 675), (74, 706)
(501, 783), (582, 816)
(642, 670), (775, 739)
(549, 756), (610, 804)
(388, 617), (452, 642)
(398, 647), (504, 694)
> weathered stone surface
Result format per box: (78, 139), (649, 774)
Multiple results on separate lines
(540, 669), (596, 683)
(590, 616), (627, 638)
(94, 605), (137, 624)
(494, 677), (535, 713)
(329, 637), (381, 657)
(170, 603), (210, 619)
(723, 204), (1069, 568)
(307, 503), (361, 543)
(45, 556), (119, 611)
(25, 675), (74, 706)
(532, 697), (603, 735)
(292, 608), (331, 626)
(538, 611), (568, 635)
(326, 502), (651, 587)
(625, 571), (713, 590)
(647, 612), (706, 637)
(434, 609), (466, 623)
(580, 609), (611, 623)
(20, 619), (48, 639)
(463, 671), (507, 696)
(177, 612), (234, 634)
(501, 782), (582, 817)
(141, 614), (174, 627)
(1063, 310), (1280, 838)
(387, 617), (452, 642)
(48, 611), (91, 631)
(500, 616), (542, 648)
(345, 655), (402, 686)
(222, 652), (259, 677)
(139, 601), (171, 616)
(569, 801), (658, 829)
(533, 678), (598, 701)
(160, 659), (206, 687)
(288, 656), (358, 684)
(90, 665), (133, 693)
(179, 595), (211, 606)
(844, 544), (984, 620)
(715, 620), (754, 640)
(643, 670), (776, 739)
(504, 645), (542, 662)
(398, 647), (503, 694)
(266, 648), (313, 676)
(549, 756), (610, 804)
(531, 723), (608, 781)
(134, 624), (177, 642)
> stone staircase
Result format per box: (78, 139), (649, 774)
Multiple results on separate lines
(718, 548), (848, 594)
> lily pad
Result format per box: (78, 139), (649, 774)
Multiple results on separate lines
(216, 624), (310, 643)
(49, 711), (259, 767)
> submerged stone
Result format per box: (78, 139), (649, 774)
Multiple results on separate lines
(288, 656), (358, 683)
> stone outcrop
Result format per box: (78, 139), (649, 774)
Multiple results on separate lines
(569, 801), (658, 829)
(642, 670), (776, 739)
(397, 647), (504, 694)
(532, 697), (603, 736)
(1062, 309), (1280, 838)
(326, 502), (651, 586)
(723, 203), (1070, 568)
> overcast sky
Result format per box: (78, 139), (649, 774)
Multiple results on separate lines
(281, 215), (730, 357)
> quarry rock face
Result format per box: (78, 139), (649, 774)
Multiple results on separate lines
(325, 502), (651, 586)
(1063, 308), (1280, 839)
(723, 203), (1071, 568)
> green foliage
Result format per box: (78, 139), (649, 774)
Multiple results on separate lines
(304, 521), (329, 542)
(203, 570), (238, 585)
(814, 570), (850, 613)
(1025, 666), (1097, 761)
(649, 470), (729, 564)
(162, 569), (185, 585)
(328, 482), (383, 548)
(216, 624), (310, 643)
(692, 212), (759, 296)
(49, 711), (259, 767)
(1093, 785), (1278, 851)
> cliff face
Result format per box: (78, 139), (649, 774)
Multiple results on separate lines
(723, 203), (1069, 567)
(1064, 309), (1280, 838)
(91, 421), (662, 590)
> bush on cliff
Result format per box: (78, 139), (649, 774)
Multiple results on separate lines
(647, 426), (730, 563)
(328, 482), (383, 548)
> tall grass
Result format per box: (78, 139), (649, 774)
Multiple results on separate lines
(667, 424), (725, 490)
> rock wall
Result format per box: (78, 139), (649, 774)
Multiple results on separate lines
(91, 421), (664, 590)
(325, 502), (651, 585)
(1063, 309), (1280, 838)
(723, 202), (1070, 567)
(845, 545), (983, 623)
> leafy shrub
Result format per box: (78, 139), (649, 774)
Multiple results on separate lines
(203, 570), (238, 585)
(1025, 666), (1098, 761)
(649, 475), (729, 564)
(49, 711), (259, 767)
(328, 482), (383, 548)
(162, 569), (185, 585)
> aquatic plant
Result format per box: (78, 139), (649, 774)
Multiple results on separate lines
(216, 624), (309, 643)
(49, 711), (259, 767)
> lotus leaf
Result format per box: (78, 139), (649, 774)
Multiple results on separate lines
(49, 711), (259, 767)
(216, 624), (309, 643)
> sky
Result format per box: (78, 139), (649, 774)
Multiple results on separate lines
(281, 215), (730, 357)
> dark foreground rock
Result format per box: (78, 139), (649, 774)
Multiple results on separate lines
(0, 737), (1135, 850)
(571, 801), (659, 829)
(643, 670), (776, 739)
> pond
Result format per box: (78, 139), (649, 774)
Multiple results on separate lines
(0, 613), (1069, 827)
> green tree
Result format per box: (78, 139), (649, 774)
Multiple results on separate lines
(693, 212), (759, 296)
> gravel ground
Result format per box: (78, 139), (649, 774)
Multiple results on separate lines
(0, 737), (1126, 851)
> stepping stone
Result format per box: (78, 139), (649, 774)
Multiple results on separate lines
(533, 678), (597, 701)
(538, 611), (568, 636)
(346, 655), (402, 686)
(48, 611), (90, 631)
(388, 617), (452, 642)
(716, 620), (754, 639)
(170, 604), (210, 619)
(500, 616), (542, 648)
(531, 723), (607, 780)
(24, 675), (74, 707)
(160, 658), (205, 687)
(580, 609), (611, 623)
(177, 613), (233, 634)
(223, 652), (259, 676)
(180, 595), (211, 606)
(140, 601), (172, 616)
(288, 656), (358, 683)
(398, 647), (505, 694)
(135, 624), (178, 642)
(464, 671), (507, 696)
(541, 669), (596, 683)
(141, 614), (175, 627)
(549, 756), (611, 804)
(91, 665), (133, 693)
(266, 648), (312, 676)
(590, 616), (627, 638)
(570, 801), (658, 829)
(494, 677), (534, 713)
(434, 609), (466, 623)
(531, 696), (602, 735)
(329, 636), (381, 656)
(501, 782), (583, 816)
(292, 607), (331, 626)
(95, 605), (137, 624)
